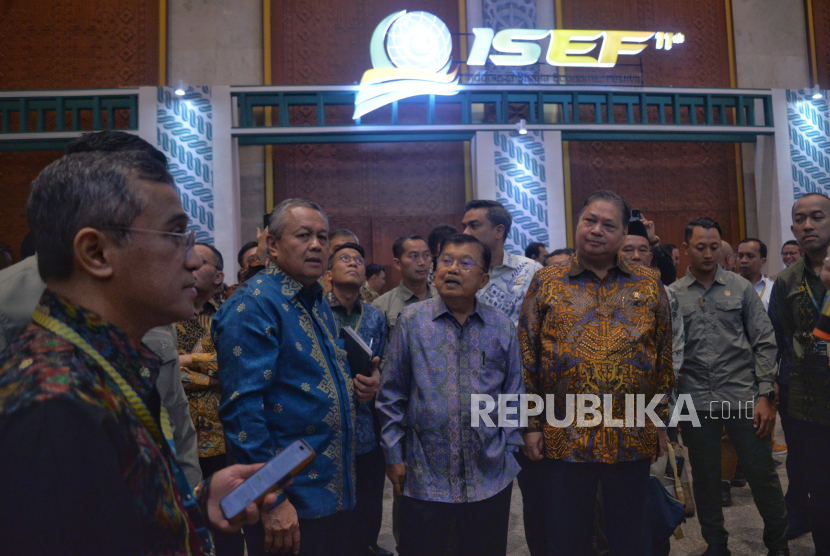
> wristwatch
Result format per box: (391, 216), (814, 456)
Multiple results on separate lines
(759, 391), (775, 402)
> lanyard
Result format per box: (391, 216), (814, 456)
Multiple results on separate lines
(31, 307), (194, 555)
(803, 275), (828, 312)
(758, 279), (767, 300)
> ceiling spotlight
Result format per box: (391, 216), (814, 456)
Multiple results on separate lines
(811, 84), (823, 100)
(516, 118), (528, 135)
(174, 80), (187, 96)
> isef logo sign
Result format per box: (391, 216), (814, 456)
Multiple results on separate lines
(353, 11), (460, 119)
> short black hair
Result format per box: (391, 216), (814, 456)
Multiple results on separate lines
(66, 131), (168, 166)
(664, 243), (677, 252)
(20, 232), (36, 259)
(439, 233), (491, 270)
(684, 217), (723, 243)
(739, 237), (767, 259)
(792, 192), (830, 218)
(328, 242), (365, 269)
(782, 239), (799, 249)
(366, 263), (385, 279)
(549, 248), (575, 257)
(465, 200), (512, 241)
(392, 235), (426, 259)
(579, 190), (630, 227)
(238, 241), (258, 268)
(428, 224), (459, 256)
(330, 229), (359, 243)
(0, 243), (11, 257)
(525, 242), (546, 260)
(196, 242), (224, 271)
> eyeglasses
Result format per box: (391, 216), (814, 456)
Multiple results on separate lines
(336, 254), (365, 266)
(103, 227), (196, 259)
(436, 255), (485, 273)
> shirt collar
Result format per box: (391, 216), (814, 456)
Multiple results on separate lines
(267, 260), (323, 302)
(37, 289), (162, 392)
(681, 264), (729, 288)
(496, 251), (518, 270)
(430, 295), (486, 324)
(397, 281), (434, 302)
(567, 253), (632, 278)
(325, 289), (363, 314)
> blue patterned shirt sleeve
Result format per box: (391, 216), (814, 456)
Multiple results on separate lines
(377, 314), (411, 466)
(213, 291), (279, 464)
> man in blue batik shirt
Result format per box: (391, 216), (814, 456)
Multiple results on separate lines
(323, 241), (390, 556)
(377, 234), (524, 556)
(214, 199), (380, 556)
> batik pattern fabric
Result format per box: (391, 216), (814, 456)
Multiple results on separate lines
(213, 262), (357, 519)
(768, 259), (830, 426)
(359, 283), (380, 304)
(377, 296), (524, 503)
(477, 251), (543, 327)
(325, 290), (387, 455)
(0, 291), (209, 555)
(176, 300), (225, 458)
(518, 256), (674, 463)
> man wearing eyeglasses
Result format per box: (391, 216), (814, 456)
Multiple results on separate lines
(0, 144), (278, 555)
(324, 242), (391, 556)
(376, 233), (524, 556)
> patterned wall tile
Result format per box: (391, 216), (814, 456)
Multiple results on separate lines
(788, 89), (830, 198)
(492, 131), (549, 254)
(157, 87), (215, 244)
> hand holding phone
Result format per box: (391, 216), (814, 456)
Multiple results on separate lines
(219, 439), (315, 522)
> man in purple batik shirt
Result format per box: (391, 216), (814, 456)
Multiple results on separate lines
(376, 234), (524, 556)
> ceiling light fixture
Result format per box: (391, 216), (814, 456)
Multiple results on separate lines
(811, 84), (823, 100)
(516, 118), (528, 135)
(174, 80), (187, 96)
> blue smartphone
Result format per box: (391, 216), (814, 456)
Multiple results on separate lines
(220, 439), (315, 521)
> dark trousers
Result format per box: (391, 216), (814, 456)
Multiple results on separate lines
(680, 412), (788, 551)
(354, 446), (386, 551)
(244, 509), (354, 556)
(515, 451), (547, 556)
(778, 385), (811, 523)
(543, 458), (651, 556)
(784, 417), (830, 555)
(199, 454), (245, 556)
(398, 483), (513, 556)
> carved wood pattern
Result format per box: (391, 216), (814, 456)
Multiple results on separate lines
(0, 151), (64, 262)
(0, 0), (159, 262)
(269, 0), (466, 289)
(0, 0), (160, 89)
(562, 0), (738, 275)
(812, 0), (830, 89)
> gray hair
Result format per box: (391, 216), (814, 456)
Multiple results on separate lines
(267, 198), (328, 239)
(27, 150), (176, 281)
(578, 189), (631, 227)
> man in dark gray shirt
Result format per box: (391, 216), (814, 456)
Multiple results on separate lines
(668, 217), (788, 556)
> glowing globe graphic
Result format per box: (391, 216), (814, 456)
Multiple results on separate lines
(386, 12), (453, 73)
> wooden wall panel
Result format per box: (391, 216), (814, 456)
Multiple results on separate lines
(0, 152), (64, 261)
(562, 0), (738, 277)
(0, 0), (159, 262)
(269, 0), (467, 289)
(812, 0), (830, 89)
(273, 142), (466, 292)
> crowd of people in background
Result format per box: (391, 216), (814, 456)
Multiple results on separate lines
(0, 130), (827, 556)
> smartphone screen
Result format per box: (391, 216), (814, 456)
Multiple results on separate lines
(220, 439), (315, 520)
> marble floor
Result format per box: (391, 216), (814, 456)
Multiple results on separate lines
(374, 417), (817, 556)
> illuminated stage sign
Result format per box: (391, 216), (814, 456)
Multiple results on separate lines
(353, 10), (684, 119)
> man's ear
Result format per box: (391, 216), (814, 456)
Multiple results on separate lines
(682, 242), (690, 256)
(761, 257), (767, 268)
(73, 228), (115, 280)
(393, 258), (402, 271)
(324, 269), (332, 283)
(495, 224), (505, 242)
(266, 234), (279, 262)
(214, 270), (225, 286)
(478, 272), (490, 291)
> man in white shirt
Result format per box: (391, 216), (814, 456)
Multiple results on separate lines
(461, 200), (543, 327)
(737, 238), (774, 310)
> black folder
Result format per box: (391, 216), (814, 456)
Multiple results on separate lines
(339, 326), (373, 377)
